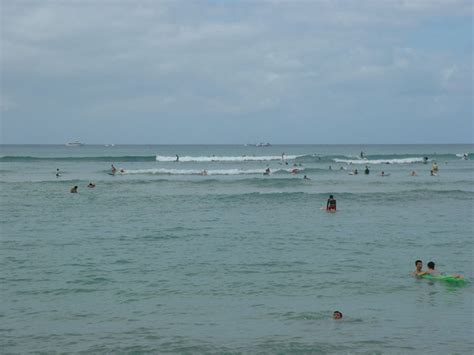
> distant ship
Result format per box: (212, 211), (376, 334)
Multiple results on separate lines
(65, 141), (85, 146)
(256, 142), (271, 147)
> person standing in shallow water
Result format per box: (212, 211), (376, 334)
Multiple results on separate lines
(326, 195), (336, 212)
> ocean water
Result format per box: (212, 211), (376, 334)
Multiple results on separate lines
(1, 144), (473, 354)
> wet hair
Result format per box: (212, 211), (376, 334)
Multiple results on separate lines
(329, 195), (334, 199)
(333, 311), (343, 318)
(427, 261), (435, 269)
(415, 260), (422, 265)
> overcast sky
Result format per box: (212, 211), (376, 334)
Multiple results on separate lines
(1, 0), (472, 144)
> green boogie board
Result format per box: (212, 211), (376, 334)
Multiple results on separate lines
(420, 274), (466, 283)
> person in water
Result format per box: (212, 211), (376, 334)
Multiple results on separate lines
(423, 157), (429, 164)
(55, 168), (61, 177)
(70, 186), (78, 193)
(353, 169), (358, 175)
(426, 261), (463, 279)
(111, 164), (117, 174)
(360, 151), (364, 159)
(432, 161), (438, 172)
(364, 166), (370, 175)
(326, 195), (336, 211)
(410, 171), (417, 176)
(412, 260), (425, 276)
(333, 311), (343, 319)
(303, 175), (310, 180)
(381, 171), (385, 176)
(264, 168), (271, 175)
(176, 154), (179, 162)
(87, 183), (96, 188)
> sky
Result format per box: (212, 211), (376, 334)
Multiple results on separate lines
(1, 0), (472, 144)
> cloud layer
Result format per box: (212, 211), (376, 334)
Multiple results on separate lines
(1, 0), (472, 143)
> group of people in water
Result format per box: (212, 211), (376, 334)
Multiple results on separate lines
(412, 260), (463, 279)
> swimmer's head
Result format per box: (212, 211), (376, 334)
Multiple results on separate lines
(427, 261), (435, 269)
(333, 311), (343, 319)
(329, 195), (334, 199)
(415, 260), (422, 270)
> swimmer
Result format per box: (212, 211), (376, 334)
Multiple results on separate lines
(423, 157), (429, 164)
(426, 261), (463, 279)
(410, 171), (417, 176)
(360, 151), (364, 159)
(111, 164), (117, 175)
(87, 183), (96, 188)
(333, 311), (343, 320)
(120, 168), (125, 174)
(281, 152), (285, 161)
(431, 161), (438, 172)
(381, 171), (385, 177)
(412, 260), (425, 277)
(364, 166), (370, 175)
(430, 170), (437, 176)
(353, 169), (358, 175)
(291, 168), (299, 175)
(201, 170), (208, 176)
(263, 168), (271, 175)
(329, 165), (332, 170)
(176, 154), (179, 162)
(70, 186), (78, 193)
(55, 168), (61, 177)
(303, 175), (310, 180)
(463, 153), (468, 160)
(326, 195), (336, 212)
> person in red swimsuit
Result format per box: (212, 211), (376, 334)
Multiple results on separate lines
(326, 195), (336, 211)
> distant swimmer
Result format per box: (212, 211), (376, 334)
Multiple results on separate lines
(264, 168), (271, 175)
(353, 169), (358, 175)
(281, 152), (285, 161)
(412, 260), (425, 277)
(381, 171), (385, 177)
(410, 171), (417, 176)
(201, 170), (208, 176)
(120, 168), (125, 174)
(111, 164), (117, 175)
(87, 183), (96, 188)
(423, 157), (429, 164)
(360, 151), (365, 159)
(329, 165), (332, 170)
(463, 153), (468, 160)
(431, 162), (438, 172)
(291, 168), (299, 175)
(326, 195), (336, 212)
(303, 175), (310, 180)
(55, 168), (61, 177)
(70, 186), (78, 193)
(364, 166), (370, 175)
(333, 311), (343, 320)
(430, 170), (437, 176)
(176, 154), (179, 162)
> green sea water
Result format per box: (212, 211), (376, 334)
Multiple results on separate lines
(1, 144), (473, 353)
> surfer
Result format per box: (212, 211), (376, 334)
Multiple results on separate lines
(463, 153), (468, 160)
(333, 311), (343, 320)
(326, 195), (336, 212)
(70, 186), (78, 193)
(176, 154), (179, 162)
(55, 168), (61, 177)
(364, 166), (370, 175)
(111, 164), (117, 175)
(264, 168), (271, 175)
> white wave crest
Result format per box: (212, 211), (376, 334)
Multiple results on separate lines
(122, 168), (281, 175)
(155, 155), (302, 162)
(333, 157), (425, 165)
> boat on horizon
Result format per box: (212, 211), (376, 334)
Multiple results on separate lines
(65, 141), (85, 146)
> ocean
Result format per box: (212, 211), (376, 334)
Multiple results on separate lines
(1, 144), (473, 353)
